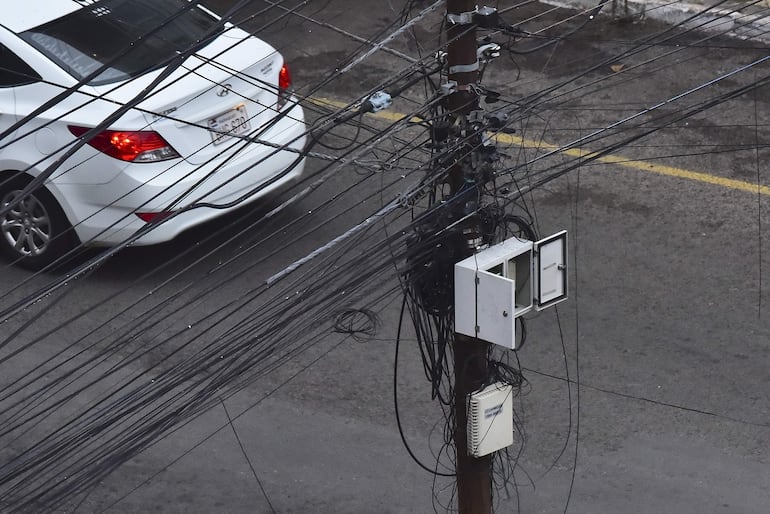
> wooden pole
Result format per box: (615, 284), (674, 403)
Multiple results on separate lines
(446, 1), (492, 512)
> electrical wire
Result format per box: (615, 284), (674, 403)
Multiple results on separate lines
(2, 1), (770, 511)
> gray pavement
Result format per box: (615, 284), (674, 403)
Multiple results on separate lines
(2, 1), (770, 513)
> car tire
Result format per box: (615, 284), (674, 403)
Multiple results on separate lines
(0, 174), (75, 270)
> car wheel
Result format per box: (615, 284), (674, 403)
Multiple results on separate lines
(0, 176), (74, 270)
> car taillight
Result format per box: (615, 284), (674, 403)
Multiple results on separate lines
(279, 63), (292, 90)
(278, 63), (292, 109)
(68, 126), (180, 163)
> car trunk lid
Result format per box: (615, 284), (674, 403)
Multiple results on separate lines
(92, 30), (283, 165)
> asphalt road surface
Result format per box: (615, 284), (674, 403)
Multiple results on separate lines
(1, 1), (769, 512)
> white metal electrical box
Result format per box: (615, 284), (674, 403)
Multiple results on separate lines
(454, 237), (533, 349)
(468, 382), (514, 457)
(454, 231), (568, 349)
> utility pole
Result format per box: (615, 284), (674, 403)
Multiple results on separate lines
(453, 335), (492, 513)
(445, 1), (493, 512)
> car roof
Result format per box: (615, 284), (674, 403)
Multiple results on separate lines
(1, 0), (86, 33)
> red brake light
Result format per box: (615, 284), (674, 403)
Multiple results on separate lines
(279, 63), (292, 91)
(68, 126), (180, 162)
(277, 63), (292, 109)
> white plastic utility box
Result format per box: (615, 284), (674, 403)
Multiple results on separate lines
(468, 382), (514, 457)
(454, 231), (568, 349)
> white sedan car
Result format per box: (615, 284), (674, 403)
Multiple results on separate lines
(0, 0), (307, 269)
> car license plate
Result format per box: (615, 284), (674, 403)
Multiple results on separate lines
(208, 105), (251, 145)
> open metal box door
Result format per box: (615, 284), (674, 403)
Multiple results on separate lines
(534, 230), (568, 310)
(454, 268), (517, 349)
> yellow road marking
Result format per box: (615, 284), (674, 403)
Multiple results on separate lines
(309, 97), (770, 196)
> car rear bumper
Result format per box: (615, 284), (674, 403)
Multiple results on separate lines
(56, 102), (307, 247)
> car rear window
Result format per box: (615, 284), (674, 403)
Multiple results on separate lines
(20, 0), (220, 85)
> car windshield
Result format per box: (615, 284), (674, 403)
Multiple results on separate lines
(21, 0), (220, 85)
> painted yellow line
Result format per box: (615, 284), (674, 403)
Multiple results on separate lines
(492, 133), (770, 196)
(309, 97), (770, 197)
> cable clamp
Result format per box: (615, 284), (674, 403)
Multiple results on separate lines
(477, 43), (501, 62)
(398, 191), (417, 208)
(468, 110), (486, 124)
(447, 11), (474, 25)
(447, 6), (500, 27)
(367, 90), (392, 112)
(485, 108), (509, 128)
(441, 81), (457, 96)
(449, 60), (480, 74)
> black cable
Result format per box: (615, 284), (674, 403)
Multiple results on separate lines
(332, 308), (380, 342)
(501, 1), (606, 55)
(394, 294), (455, 477)
(4, 0), (768, 506)
(221, 399), (277, 514)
